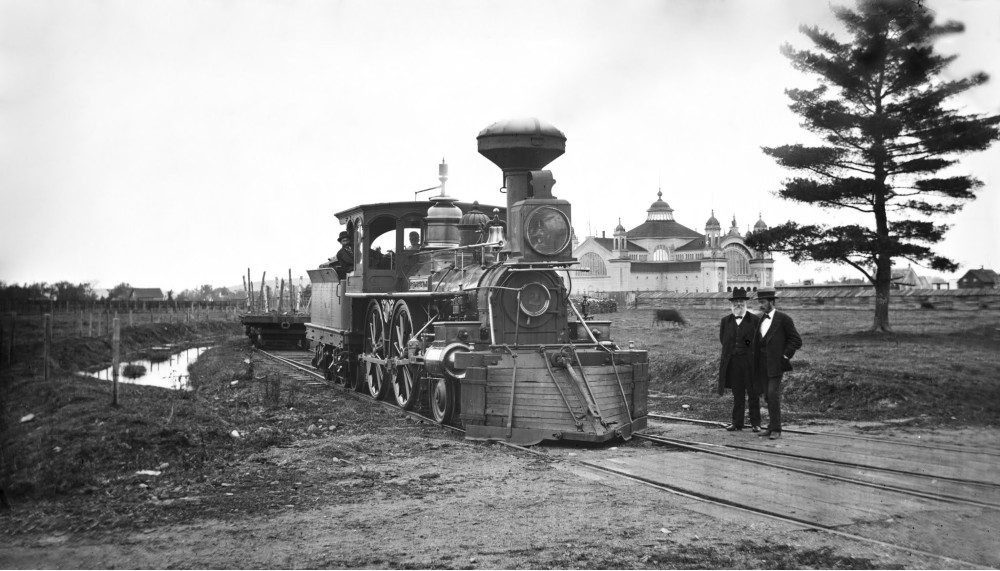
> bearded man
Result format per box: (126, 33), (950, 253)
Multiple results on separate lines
(717, 287), (761, 432)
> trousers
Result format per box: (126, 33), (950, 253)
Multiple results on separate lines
(727, 357), (760, 428)
(764, 375), (782, 432)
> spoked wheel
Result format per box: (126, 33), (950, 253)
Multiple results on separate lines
(363, 301), (389, 400)
(389, 300), (422, 410)
(429, 377), (456, 424)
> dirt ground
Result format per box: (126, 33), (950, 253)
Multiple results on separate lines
(1, 311), (997, 569)
(3, 412), (970, 569)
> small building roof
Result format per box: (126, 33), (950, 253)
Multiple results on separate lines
(627, 219), (703, 239)
(963, 268), (999, 283)
(131, 288), (165, 300)
(674, 238), (706, 252)
(592, 237), (647, 252)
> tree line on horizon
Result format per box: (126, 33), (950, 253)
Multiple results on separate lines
(0, 281), (239, 304)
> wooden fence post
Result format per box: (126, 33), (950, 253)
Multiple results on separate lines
(1, 313), (10, 366)
(77, 310), (83, 337)
(43, 314), (51, 381)
(88, 311), (93, 338)
(112, 318), (120, 407)
(7, 312), (15, 366)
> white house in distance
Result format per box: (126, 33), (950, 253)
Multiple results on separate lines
(571, 190), (775, 293)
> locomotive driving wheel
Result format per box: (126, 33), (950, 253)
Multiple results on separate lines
(363, 301), (389, 400)
(429, 377), (456, 424)
(389, 300), (421, 410)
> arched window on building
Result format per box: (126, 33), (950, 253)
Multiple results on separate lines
(580, 252), (607, 276)
(651, 245), (668, 261)
(724, 244), (751, 276)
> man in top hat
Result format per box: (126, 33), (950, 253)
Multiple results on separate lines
(755, 287), (802, 440)
(324, 231), (354, 279)
(718, 287), (762, 432)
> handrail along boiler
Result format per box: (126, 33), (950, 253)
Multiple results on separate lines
(305, 118), (649, 444)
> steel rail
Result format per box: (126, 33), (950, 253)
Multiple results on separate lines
(649, 412), (1000, 457)
(649, 415), (1000, 491)
(497, 441), (990, 570)
(636, 432), (1000, 511)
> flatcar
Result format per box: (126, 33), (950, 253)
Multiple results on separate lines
(306, 118), (648, 445)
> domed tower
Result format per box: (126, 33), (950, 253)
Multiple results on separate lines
(646, 190), (674, 221)
(699, 209), (727, 293)
(754, 213), (767, 233)
(748, 212), (774, 287)
(612, 218), (628, 259)
(705, 210), (721, 249)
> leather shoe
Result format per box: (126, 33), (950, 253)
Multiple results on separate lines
(751, 425), (760, 433)
(724, 424), (742, 431)
(758, 429), (772, 437)
(769, 432), (781, 440)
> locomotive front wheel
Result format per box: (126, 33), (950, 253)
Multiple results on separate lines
(429, 377), (455, 424)
(363, 301), (389, 400)
(389, 300), (420, 410)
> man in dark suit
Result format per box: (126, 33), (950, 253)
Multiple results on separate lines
(320, 231), (355, 279)
(718, 288), (761, 432)
(755, 287), (802, 440)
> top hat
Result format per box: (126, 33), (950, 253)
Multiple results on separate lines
(756, 287), (777, 300)
(338, 231), (351, 243)
(728, 287), (750, 302)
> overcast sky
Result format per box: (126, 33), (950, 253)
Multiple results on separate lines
(1, 0), (998, 293)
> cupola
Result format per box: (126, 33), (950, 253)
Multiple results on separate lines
(646, 190), (674, 221)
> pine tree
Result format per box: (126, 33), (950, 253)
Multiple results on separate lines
(747, 0), (1000, 332)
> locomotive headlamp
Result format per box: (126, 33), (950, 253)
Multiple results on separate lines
(519, 283), (551, 317)
(524, 207), (571, 256)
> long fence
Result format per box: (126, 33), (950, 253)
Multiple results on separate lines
(0, 304), (242, 370)
(589, 287), (1000, 311)
(0, 298), (248, 315)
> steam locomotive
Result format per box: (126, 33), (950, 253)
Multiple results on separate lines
(305, 118), (648, 445)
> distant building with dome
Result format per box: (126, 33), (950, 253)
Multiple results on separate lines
(571, 190), (774, 293)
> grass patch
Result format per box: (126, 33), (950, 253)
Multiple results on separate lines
(614, 306), (1000, 425)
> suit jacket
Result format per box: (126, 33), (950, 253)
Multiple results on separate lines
(757, 310), (802, 380)
(717, 312), (760, 395)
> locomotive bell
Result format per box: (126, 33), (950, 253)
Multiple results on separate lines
(485, 224), (506, 248)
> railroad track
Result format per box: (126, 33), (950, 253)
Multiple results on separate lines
(649, 412), (1000, 457)
(252, 348), (995, 568)
(501, 440), (989, 569)
(644, 415), (1000, 502)
(253, 348), (466, 437)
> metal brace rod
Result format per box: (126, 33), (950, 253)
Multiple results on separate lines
(608, 349), (633, 424)
(569, 346), (607, 427)
(503, 345), (518, 438)
(541, 348), (585, 431)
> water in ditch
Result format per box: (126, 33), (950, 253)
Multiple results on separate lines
(87, 346), (210, 391)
